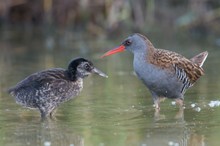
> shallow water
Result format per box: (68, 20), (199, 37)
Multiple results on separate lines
(0, 32), (220, 146)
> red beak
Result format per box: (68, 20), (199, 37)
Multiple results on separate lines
(101, 45), (125, 58)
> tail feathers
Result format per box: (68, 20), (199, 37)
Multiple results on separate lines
(190, 51), (208, 67)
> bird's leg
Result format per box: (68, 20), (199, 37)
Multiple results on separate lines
(154, 109), (166, 121)
(153, 99), (166, 121)
(175, 98), (184, 108)
(175, 106), (184, 120)
(40, 110), (48, 119)
(38, 107), (50, 119)
(174, 98), (185, 119)
(49, 108), (57, 118)
(151, 91), (161, 110)
(153, 98), (160, 110)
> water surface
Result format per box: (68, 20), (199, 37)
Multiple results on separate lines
(0, 33), (220, 146)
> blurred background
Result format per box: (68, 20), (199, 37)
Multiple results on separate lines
(0, 0), (219, 41)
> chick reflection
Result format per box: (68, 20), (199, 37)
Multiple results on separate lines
(12, 119), (84, 146)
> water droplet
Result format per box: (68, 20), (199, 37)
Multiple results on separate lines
(174, 143), (179, 146)
(191, 103), (196, 108)
(195, 107), (201, 112)
(44, 141), (51, 146)
(168, 141), (174, 146)
(171, 101), (176, 105)
(208, 100), (220, 107)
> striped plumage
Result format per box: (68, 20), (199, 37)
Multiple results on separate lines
(8, 58), (107, 118)
(147, 48), (206, 94)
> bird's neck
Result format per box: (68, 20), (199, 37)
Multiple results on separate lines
(133, 42), (156, 64)
(65, 70), (78, 81)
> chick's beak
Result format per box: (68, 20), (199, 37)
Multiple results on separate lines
(92, 67), (108, 78)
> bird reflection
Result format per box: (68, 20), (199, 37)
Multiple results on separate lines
(136, 107), (205, 146)
(138, 124), (205, 146)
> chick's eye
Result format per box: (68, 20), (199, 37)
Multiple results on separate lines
(84, 64), (90, 70)
(124, 39), (132, 46)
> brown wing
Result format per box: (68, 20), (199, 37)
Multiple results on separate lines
(148, 48), (204, 84)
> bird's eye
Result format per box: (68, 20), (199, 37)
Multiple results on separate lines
(84, 64), (90, 70)
(124, 39), (132, 46)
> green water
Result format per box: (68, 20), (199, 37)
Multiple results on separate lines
(0, 33), (220, 146)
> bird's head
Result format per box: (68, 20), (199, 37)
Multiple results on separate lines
(101, 33), (151, 57)
(67, 58), (108, 80)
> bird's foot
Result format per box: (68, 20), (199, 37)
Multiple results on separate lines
(154, 108), (165, 121)
(153, 104), (159, 109)
(153, 102), (160, 110)
(175, 107), (184, 120)
(153, 103), (166, 121)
